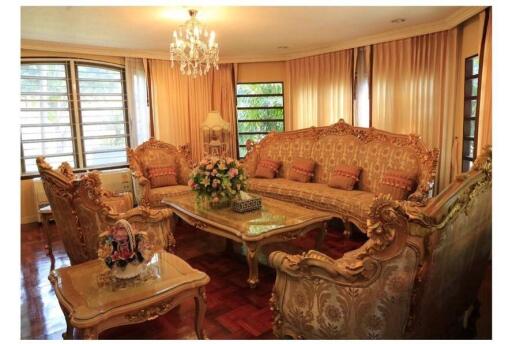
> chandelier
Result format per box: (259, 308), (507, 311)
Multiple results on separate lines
(169, 9), (219, 77)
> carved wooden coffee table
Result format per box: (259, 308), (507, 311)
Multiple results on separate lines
(49, 251), (210, 339)
(162, 195), (332, 288)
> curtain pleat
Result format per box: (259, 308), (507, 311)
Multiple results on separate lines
(371, 29), (459, 192)
(286, 50), (353, 129)
(148, 60), (236, 161)
(478, 9), (492, 153)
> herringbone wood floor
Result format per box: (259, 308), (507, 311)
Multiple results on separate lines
(21, 219), (368, 339)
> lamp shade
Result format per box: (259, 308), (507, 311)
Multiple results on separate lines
(201, 111), (229, 131)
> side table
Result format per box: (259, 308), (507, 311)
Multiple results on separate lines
(49, 251), (210, 339)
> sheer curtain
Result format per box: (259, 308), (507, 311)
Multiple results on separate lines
(372, 29), (459, 191)
(285, 49), (353, 129)
(353, 46), (371, 127)
(148, 60), (236, 160)
(125, 57), (151, 146)
(478, 9), (492, 153)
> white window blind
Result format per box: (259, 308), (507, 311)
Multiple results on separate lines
(20, 60), (130, 175)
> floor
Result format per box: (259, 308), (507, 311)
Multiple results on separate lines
(20, 220), (491, 339)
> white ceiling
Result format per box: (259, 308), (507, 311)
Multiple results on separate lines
(21, 6), (480, 62)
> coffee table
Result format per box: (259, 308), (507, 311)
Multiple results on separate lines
(49, 251), (210, 339)
(162, 194), (332, 288)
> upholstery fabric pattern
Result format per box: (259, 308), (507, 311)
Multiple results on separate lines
(255, 159), (281, 179)
(328, 164), (361, 190)
(148, 185), (192, 207)
(102, 192), (133, 214)
(247, 178), (375, 228)
(288, 158), (316, 183)
(146, 166), (178, 187)
(275, 246), (418, 339)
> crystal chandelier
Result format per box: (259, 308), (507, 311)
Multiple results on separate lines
(169, 9), (219, 77)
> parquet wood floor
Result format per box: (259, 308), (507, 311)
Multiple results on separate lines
(20, 218), (491, 339)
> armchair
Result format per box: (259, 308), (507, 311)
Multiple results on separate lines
(269, 146), (492, 339)
(128, 138), (194, 207)
(72, 172), (176, 253)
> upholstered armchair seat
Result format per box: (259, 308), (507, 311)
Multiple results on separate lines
(248, 178), (375, 230)
(128, 138), (194, 207)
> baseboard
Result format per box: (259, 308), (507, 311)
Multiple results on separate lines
(21, 215), (39, 225)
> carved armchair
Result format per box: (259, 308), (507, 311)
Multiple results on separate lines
(72, 172), (176, 254)
(269, 146), (492, 339)
(128, 138), (194, 207)
(36, 157), (132, 265)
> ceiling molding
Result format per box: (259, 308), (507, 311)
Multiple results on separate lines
(21, 6), (486, 64)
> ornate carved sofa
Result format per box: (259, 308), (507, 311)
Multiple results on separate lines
(128, 138), (193, 207)
(269, 147), (492, 339)
(243, 120), (439, 233)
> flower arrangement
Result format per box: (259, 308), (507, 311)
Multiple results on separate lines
(188, 156), (247, 207)
(97, 220), (154, 279)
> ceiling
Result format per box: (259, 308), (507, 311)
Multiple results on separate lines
(21, 6), (482, 62)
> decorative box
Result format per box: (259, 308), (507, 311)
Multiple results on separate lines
(231, 194), (262, 213)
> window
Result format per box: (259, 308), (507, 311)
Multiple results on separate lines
(20, 60), (130, 175)
(236, 82), (284, 158)
(462, 55), (480, 172)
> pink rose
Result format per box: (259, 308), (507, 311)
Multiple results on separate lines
(226, 157), (234, 164)
(188, 179), (194, 187)
(212, 196), (219, 203)
(228, 168), (239, 178)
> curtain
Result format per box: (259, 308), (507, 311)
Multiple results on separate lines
(125, 57), (151, 146)
(353, 46), (371, 127)
(478, 9), (492, 153)
(285, 50), (353, 129)
(371, 29), (460, 191)
(148, 60), (236, 161)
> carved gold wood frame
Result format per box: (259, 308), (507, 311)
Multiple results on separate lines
(163, 199), (332, 288)
(245, 119), (439, 204)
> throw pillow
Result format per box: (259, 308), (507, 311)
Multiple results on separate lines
(255, 159), (281, 179)
(288, 158), (316, 183)
(378, 169), (417, 200)
(146, 165), (178, 188)
(328, 164), (362, 190)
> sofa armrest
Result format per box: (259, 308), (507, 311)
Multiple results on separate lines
(269, 245), (418, 339)
(102, 191), (133, 213)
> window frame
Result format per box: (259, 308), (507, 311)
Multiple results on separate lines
(20, 58), (131, 178)
(461, 54), (480, 172)
(235, 81), (285, 159)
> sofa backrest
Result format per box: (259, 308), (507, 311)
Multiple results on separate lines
(128, 138), (193, 185)
(245, 120), (438, 202)
(405, 146), (492, 338)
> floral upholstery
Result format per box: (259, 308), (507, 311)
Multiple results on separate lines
(128, 138), (193, 207)
(248, 178), (374, 230)
(103, 192), (133, 214)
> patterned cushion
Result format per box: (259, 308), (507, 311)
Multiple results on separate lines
(255, 159), (281, 179)
(146, 165), (178, 188)
(288, 158), (316, 183)
(247, 178), (375, 229)
(377, 169), (417, 200)
(328, 164), (361, 190)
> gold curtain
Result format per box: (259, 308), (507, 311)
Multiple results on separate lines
(478, 9), (492, 153)
(148, 60), (236, 161)
(372, 29), (460, 191)
(285, 50), (353, 129)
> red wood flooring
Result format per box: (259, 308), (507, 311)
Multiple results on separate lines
(20, 219), (366, 339)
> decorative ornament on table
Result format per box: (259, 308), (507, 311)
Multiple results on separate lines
(97, 219), (154, 279)
(188, 156), (247, 208)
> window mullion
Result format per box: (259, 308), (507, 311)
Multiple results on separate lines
(69, 60), (85, 169)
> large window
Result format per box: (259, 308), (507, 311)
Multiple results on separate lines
(236, 82), (284, 158)
(462, 55), (480, 172)
(20, 60), (129, 175)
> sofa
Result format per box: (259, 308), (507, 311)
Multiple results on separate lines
(128, 138), (193, 207)
(243, 120), (439, 233)
(268, 146), (492, 339)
